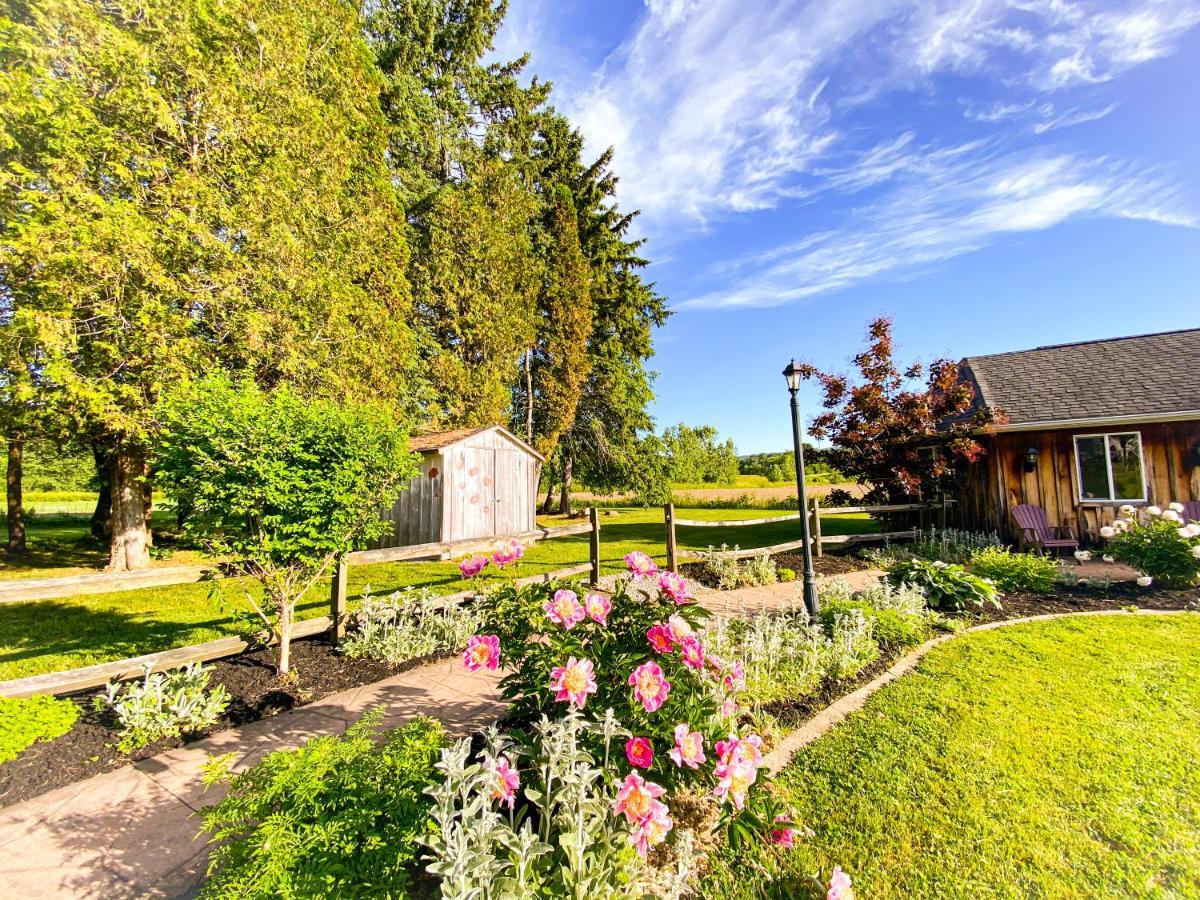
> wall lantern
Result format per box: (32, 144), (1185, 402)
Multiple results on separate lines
(1023, 446), (1040, 472)
(1192, 441), (1200, 466)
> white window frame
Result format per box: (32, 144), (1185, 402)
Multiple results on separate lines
(1073, 431), (1147, 504)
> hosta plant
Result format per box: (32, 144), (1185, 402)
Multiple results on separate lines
(96, 662), (230, 752)
(888, 557), (1000, 611)
(1101, 504), (1200, 587)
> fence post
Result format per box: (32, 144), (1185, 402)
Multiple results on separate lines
(589, 507), (601, 586)
(664, 502), (678, 573)
(329, 554), (348, 647)
(810, 497), (823, 558)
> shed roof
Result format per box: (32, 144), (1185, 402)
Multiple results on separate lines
(407, 425), (545, 460)
(959, 328), (1200, 431)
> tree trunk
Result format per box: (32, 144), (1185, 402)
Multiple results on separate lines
(540, 473), (556, 515)
(142, 456), (153, 548)
(91, 443), (112, 542)
(276, 600), (293, 675)
(6, 436), (25, 554)
(107, 444), (152, 571)
(524, 349), (534, 442)
(558, 452), (573, 516)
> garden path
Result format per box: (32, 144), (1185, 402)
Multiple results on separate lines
(0, 570), (883, 899)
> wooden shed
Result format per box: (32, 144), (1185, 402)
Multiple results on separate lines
(375, 425), (544, 548)
(952, 329), (1200, 544)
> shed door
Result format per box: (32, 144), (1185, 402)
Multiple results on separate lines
(494, 448), (532, 535)
(453, 447), (496, 540)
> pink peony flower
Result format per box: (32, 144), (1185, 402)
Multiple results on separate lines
(630, 799), (673, 857)
(668, 724), (706, 769)
(715, 732), (763, 768)
(827, 866), (854, 900)
(625, 737), (654, 769)
(657, 570), (689, 604)
(463, 634), (501, 671)
(771, 815), (796, 848)
(723, 661), (745, 691)
(490, 755), (520, 809)
(629, 661), (672, 713)
(459, 554), (490, 578)
(646, 623), (676, 654)
(667, 614), (694, 640)
(584, 592), (612, 625)
(713, 759), (758, 810)
(624, 551), (657, 577)
(719, 697), (738, 719)
(543, 589), (586, 629)
(490, 539), (525, 568)
(550, 657), (598, 707)
(678, 635), (705, 669)
(612, 771), (666, 824)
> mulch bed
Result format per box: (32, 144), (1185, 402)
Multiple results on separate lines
(682, 550), (870, 588)
(0, 638), (445, 810)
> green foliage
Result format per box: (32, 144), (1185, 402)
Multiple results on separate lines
(1105, 511), (1200, 588)
(968, 546), (1058, 593)
(738, 450), (845, 485)
(341, 589), (481, 665)
(0, 695), (79, 763)
(199, 710), (444, 899)
(661, 424), (739, 485)
(154, 375), (418, 672)
(888, 558), (1000, 611)
(819, 599), (930, 651)
(96, 663), (229, 753)
(778, 567), (796, 583)
(702, 545), (777, 589)
(18, 442), (96, 493)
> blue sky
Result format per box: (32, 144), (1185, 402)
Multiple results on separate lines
(494, 0), (1200, 454)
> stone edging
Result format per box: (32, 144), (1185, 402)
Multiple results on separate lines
(761, 608), (1195, 776)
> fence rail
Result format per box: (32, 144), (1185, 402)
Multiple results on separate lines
(663, 498), (950, 569)
(0, 510), (603, 697)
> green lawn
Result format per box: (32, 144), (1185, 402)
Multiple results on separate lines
(704, 613), (1200, 899)
(0, 506), (875, 680)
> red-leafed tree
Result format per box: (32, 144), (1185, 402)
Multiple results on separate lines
(799, 318), (1002, 504)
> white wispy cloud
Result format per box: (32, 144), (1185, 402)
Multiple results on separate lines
(511, 0), (1199, 305)
(679, 149), (1195, 309)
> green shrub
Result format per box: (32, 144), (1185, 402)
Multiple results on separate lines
(819, 598), (930, 651)
(778, 567), (796, 582)
(199, 710), (444, 899)
(889, 558), (1000, 611)
(0, 695), (79, 763)
(968, 546), (1058, 593)
(1104, 509), (1200, 588)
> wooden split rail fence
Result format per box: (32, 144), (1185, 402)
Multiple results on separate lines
(662, 498), (950, 571)
(0, 510), (603, 698)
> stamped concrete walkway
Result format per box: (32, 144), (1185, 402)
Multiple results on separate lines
(0, 570), (883, 899)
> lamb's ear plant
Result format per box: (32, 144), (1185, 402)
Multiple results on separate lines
(96, 662), (229, 753)
(341, 588), (480, 664)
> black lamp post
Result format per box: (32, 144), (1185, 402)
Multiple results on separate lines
(783, 360), (819, 617)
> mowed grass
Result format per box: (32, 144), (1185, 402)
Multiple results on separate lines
(0, 506), (875, 680)
(704, 614), (1200, 899)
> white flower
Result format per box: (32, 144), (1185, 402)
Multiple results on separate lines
(1102, 554), (1115, 563)
(1136, 575), (1153, 588)
(1118, 504), (1136, 517)
(1111, 518), (1129, 532)
(1192, 545), (1200, 559)
(1184, 524), (1200, 539)
(1168, 501), (1185, 513)
(1074, 550), (1091, 561)
(1099, 526), (1116, 539)
(1146, 505), (1162, 516)
(1163, 510), (1182, 523)
(1178, 527), (1192, 539)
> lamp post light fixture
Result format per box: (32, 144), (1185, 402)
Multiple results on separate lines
(783, 360), (819, 617)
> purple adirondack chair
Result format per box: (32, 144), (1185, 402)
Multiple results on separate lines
(1182, 500), (1200, 525)
(1011, 504), (1079, 555)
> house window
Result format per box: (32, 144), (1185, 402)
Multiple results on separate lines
(1073, 432), (1146, 502)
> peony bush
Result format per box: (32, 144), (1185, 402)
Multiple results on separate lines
(1100, 503), (1200, 587)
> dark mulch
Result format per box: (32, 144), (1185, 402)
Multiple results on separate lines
(683, 550), (869, 588)
(0, 638), (444, 810)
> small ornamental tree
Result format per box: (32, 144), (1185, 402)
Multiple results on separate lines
(154, 377), (418, 675)
(800, 317), (1001, 503)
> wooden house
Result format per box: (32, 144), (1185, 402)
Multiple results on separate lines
(374, 425), (544, 548)
(953, 329), (1200, 544)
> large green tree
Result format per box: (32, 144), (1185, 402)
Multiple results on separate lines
(0, 0), (415, 569)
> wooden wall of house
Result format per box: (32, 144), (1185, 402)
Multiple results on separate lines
(956, 420), (1200, 544)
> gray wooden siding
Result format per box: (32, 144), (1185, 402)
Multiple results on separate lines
(374, 453), (443, 548)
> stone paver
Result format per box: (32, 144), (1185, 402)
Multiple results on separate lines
(0, 569), (880, 898)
